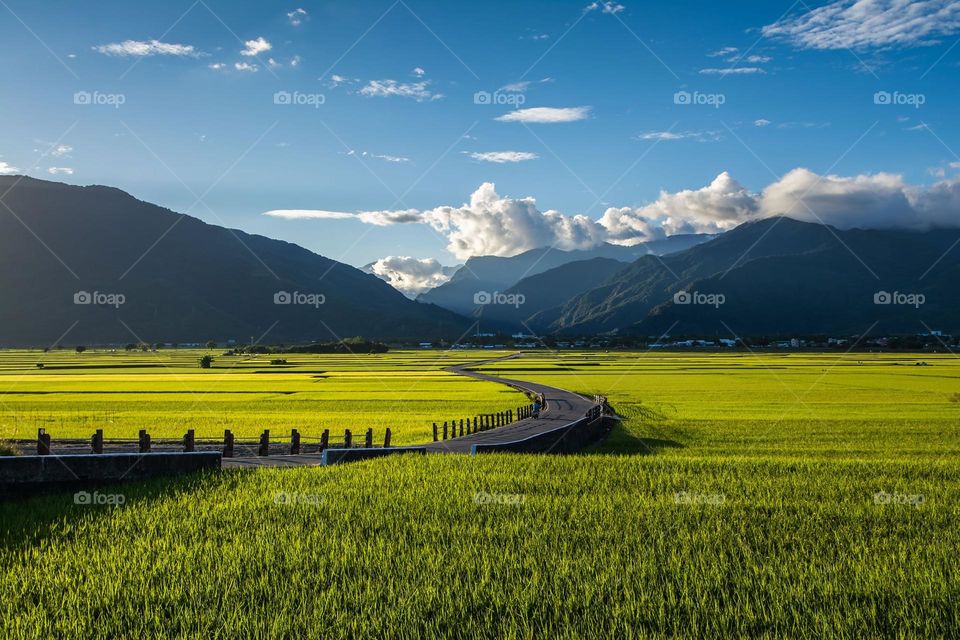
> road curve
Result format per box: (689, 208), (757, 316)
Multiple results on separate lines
(423, 355), (595, 454)
(224, 354), (594, 467)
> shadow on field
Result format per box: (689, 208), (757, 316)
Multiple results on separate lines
(587, 422), (684, 456)
(0, 472), (214, 553)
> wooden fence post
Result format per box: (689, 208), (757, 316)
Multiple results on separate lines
(138, 429), (151, 453)
(290, 428), (301, 455)
(183, 429), (195, 453)
(433, 422), (439, 442)
(459, 419), (464, 437)
(320, 429), (330, 450)
(223, 429), (234, 458)
(258, 429), (270, 456)
(364, 428), (373, 448)
(443, 421), (448, 440)
(92, 429), (104, 454)
(473, 416), (478, 432)
(344, 429), (352, 448)
(384, 428), (392, 448)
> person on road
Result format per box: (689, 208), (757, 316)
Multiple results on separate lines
(532, 398), (542, 418)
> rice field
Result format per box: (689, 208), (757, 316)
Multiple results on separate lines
(1, 350), (959, 638)
(0, 349), (524, 446)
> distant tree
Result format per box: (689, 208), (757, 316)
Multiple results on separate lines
(206, 341), (217, 350)
(199, 355), (214, 369)
(75, 346), (86, 354)
(140, 343), (150, 352)
(124, 343), (137, 352)
(35, 363), (45, 369)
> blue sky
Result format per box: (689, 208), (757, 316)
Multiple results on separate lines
(2, 0), (959, 291)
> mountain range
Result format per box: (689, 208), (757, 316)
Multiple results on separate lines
(0, 177), (469, 346)
(2, 177), (957, 346)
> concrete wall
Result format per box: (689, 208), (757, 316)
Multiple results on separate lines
(321, 447), (427, 466)
(470, 416), (615, 455)
(0, 452), (221, 498)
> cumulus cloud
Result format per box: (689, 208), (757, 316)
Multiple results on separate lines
(754, 118), (772, 127)
(364, 256), (455, 296)
(51, 144), (72, 157)
(467, 151), (539, 163)
(263, 171), (960, 259)
(0, 161), (20, 175)
(241, 37), (272, 56)
(234, 61), (258, 72)
(419, 182), (607, 259)
(359, 79), (442, 101)
(763, 0), (960, 50)
(94, 40), (198, 56)
(495, 106), (590, 123)
(412, 67), (426, 77)
(47, 167), (74, 175)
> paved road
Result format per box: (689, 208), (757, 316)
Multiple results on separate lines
(422, 357), (594, 454)
(223, 354), (594, 467)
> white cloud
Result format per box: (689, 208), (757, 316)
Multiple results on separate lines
(763, 0), (960, 50)
(51, 144), (72, 157)
(287, 8), (307, 26)
(290, 55), (301, 67)
(94, 40), (198, 57)
(708, 46), (740, 57)
(585, 2), (625, 14)
(359, 79), (442, 101)
(602, 172), (760, 240)
(264, 170), (960, 258)
(499, 77), (552, 92)
(356, 209), (421, 226)
(495, 106), (590, 123)
(208, 62), (226, 70)
(744, 54), (773, 63)
(234, 61), (258, 72)
(467, 151), (539, 163)
(365, 256), (454, 296)
(47, 167), (74, 175)
(636, 130), (721, 142)
(699, 66), (766, 75)
(412, 67), (426, 77)
(950, 162), (960, 169)
(263, 209), (356, 220)
(0, 161), (20, 175)
(241, 37), (272, 57)
(327, 74), (355, 88)
(754, 118), (772, 127)
(371, 154), (410, 163)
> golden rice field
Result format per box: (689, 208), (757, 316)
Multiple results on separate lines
(0, 349), (524, 446)
(2, 350), (959, 638)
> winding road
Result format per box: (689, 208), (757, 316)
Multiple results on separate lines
(224, 353), (595, 468)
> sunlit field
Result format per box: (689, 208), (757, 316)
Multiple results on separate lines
(2, 350), (959, 638)
(0, 349), (523, 446)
